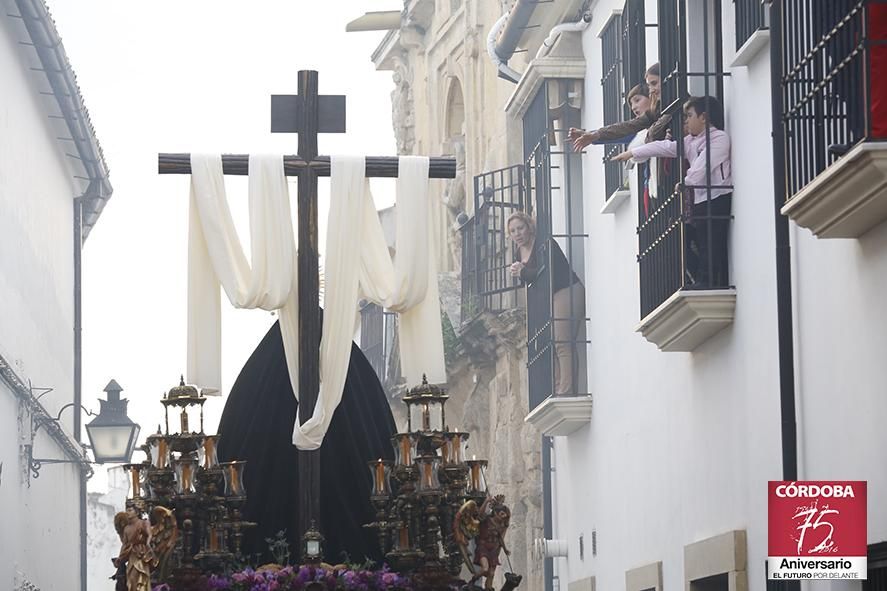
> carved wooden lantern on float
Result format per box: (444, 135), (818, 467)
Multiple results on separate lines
(403, 375), (447, 438)
(118, 377), (255, 587)
(365, 375), (520, 589)
(301, 520), (325, 565)
(162, 376), (206, 437)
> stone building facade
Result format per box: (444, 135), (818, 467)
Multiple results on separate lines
(354, 2), (590, 590)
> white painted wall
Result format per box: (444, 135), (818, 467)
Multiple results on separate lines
(0, 10), (84, 591)
(549, 1), (887, 591)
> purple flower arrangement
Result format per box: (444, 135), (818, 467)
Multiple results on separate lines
(153, 564), (414, 591)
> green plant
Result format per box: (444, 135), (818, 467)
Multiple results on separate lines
(265, 530), (292, 565)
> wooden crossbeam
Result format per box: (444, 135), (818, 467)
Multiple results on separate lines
(157, 154), (457, 178)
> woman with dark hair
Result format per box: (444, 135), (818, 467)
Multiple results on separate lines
(568, 63), (673, 151)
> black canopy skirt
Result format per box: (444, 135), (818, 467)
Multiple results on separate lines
(217, 321), (397, 564)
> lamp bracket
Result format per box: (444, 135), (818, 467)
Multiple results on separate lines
(32, 402), (95, 434)
(25, 443), (94, 480)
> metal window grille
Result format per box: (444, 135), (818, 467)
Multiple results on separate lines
(602, 12), (629, 198)
(359, 302), (385, 380)
(637, 0), (731, 319)
(459, 165), (524, 324)
(359, 303), (400, 387)
(524, 81), (589, 409)
(381, 310), (400, 388)
(735, 0), (769, 51)
(526, 139), (557, 408)
(864, 542), (887, 591)
(474, 165), (526, 312)
(779, 0), (887, 199)
(623, 0), (648, 89)
(460, 213), (480, 321)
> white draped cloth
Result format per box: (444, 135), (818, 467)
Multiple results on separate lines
(187, 154), (445, 450)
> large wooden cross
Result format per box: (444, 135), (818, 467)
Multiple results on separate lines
(158, 70), (455, 546)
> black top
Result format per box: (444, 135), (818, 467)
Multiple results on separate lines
(518, 239), (581, 292)
(217, 320), (397, 564)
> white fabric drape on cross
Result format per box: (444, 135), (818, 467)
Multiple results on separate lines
(186, 153), (445, 450)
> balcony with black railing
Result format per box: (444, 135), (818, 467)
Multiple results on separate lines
(634, 0), (737, 352)
(732, 0), (770, 66)
(523, 129), (591, 437)
(601, 10), (632, 209)
(778, 0), (887, 238)
(359, 302), (401, 391)
(459, 164), (525, 324)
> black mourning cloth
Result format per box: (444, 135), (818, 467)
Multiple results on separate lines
(217, 320), (397, 564)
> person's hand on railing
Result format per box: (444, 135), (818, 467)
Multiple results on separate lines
(611, 149), (634, 162)
(568, 128), (599, 152)
(509, 261), (525, 277)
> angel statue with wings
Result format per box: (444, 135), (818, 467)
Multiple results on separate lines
(111, 505), (178, 591)
(454, 494), (521, 590)
(112, 506), (157, 591)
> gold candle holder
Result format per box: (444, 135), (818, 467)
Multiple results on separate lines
(199, 434), (220, 469)
(147, 435), (170, 469)
(122, 463), (144, 500)
(393, 433), (418, 467)
(415, 456), (441, 494)
(368, 459), (393, 497)
(396, 525), (410, 551)
(173, 457), (198, 495)
(220, 461), (247, 497)
(441, 431), (469, 466)
(466, 458), (488, 495)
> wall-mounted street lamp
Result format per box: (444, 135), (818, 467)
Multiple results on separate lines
(85, 380), (140, 463)
(29, 379), (141, 477)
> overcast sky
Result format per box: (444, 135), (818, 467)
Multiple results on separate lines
(47, 0), (402, 491)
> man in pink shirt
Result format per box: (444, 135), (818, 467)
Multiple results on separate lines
(613, 96), (732, 287)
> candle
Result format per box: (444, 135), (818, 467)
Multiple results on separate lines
(421, 402), (430, 431)
(150, 438), (169, 469)
(400, 437), (412, 465)
(202, 436), (218, 469)
(130, 467), (140, 499)
(422, 462), (434, 488)
(375, 459), (385, 495)
(221, 461), (247, 496)
(230, 465), (239, 492)
(180, 409), (189, 434)
(398, 527), (409, 549)
(209, 526), (219, 552)
(175, 459), (197, 495)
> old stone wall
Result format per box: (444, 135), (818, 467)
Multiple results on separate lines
(371, 2), (545, 588)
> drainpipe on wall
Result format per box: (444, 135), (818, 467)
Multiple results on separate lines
(768, 0), (798, 486)
(487, 12), (523, 83)
(769, 12), (801, 589)
(73, 196), (87, 591)
(535, 12), (593, 60)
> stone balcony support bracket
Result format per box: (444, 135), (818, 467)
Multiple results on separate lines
(524, 395), (593, 437)
(635, 289), (737, 352)
(504, 56), (586, 120)
(781, 142), (887, 238)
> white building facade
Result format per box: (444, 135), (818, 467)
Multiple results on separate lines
(500, 1), (887, 591)
(0, 0), (111, 589)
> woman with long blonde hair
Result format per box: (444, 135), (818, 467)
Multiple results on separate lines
(507, 211), (585, 396)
